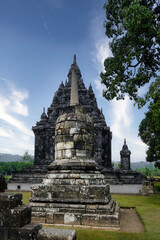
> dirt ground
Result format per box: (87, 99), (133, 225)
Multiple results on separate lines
(120, 208), (145, 233)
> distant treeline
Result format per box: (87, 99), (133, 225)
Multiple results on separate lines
(0, 160), (34, 175)
(0, 151), (34, 175)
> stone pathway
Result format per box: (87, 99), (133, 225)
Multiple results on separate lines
(120, 208), (145, 232)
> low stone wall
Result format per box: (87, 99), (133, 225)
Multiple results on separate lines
(7, 183), (39, 191)
(8, 182), (143, 194)
(110, 184), (143, 194)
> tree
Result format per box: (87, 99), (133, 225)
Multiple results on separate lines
(101, 0), (160, 166)
(138, 89), (160, 164)
(101, 0), (160, 107)
(21, 151), (33, 163)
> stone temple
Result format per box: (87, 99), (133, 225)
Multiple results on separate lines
(30, 67), (120, 228)
(10, 55), (112, 188)
(9, 55), (145, 191)
(33, 55), (112, 170)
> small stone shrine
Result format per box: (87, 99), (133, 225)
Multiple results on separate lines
(102, 140), (146, 184)
(30, 69), (120, 228)
(120, 139), (131, 171)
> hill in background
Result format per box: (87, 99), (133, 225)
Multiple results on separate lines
(0, 153), (22, 162)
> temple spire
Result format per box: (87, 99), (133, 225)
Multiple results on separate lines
(73, 54), (76, 64)
(70, 69), (79, 106)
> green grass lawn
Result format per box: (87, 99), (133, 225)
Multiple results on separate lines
(6, 191), (160, 240)
(6, 190), (31, 205)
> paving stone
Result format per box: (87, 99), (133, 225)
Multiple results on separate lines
(37, 228), (76, 240)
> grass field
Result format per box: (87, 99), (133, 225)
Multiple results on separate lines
(6, 191), (160, 240)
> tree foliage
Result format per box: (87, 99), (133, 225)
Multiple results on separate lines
(101, 0), (160, 166)
(0, 151), (33, 175)
(138, 89), (160, 163)
(101, 0), (160, 107)
(21, 151), (33, 162)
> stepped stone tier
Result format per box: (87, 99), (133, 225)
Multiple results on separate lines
(30, 70), (120, 228)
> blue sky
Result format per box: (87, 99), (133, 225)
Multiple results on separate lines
(0, 0), (147, 162)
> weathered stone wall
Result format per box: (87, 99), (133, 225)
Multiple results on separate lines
(55, 106), (94, 160)
(7, 183), (40, 191)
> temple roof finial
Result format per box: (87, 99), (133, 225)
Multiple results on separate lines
(68, 55), (81, 78)
(70, 69), (79, 106)
(41, 107), (47, 120)
(73, 54), (76, 65)
(121, 138), (130, 151)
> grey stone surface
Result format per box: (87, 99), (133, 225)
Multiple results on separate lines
(70, 64), (79, 106)
(37, 228), (76, 240)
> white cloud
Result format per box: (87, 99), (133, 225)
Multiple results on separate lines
(94, 79), (105, 95)
(43, 21), (50, 35)
(0, 79), (34, 155)
(10, 89), (28, 116)
(94, 39), (112, 72)
(0, 91), (32, 136)
(90, 6), (112, 72)
(0, 127), (14, 138)
(111, 97), (132, 139)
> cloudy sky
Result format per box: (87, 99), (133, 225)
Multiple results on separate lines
(0, 0), (147, 162)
